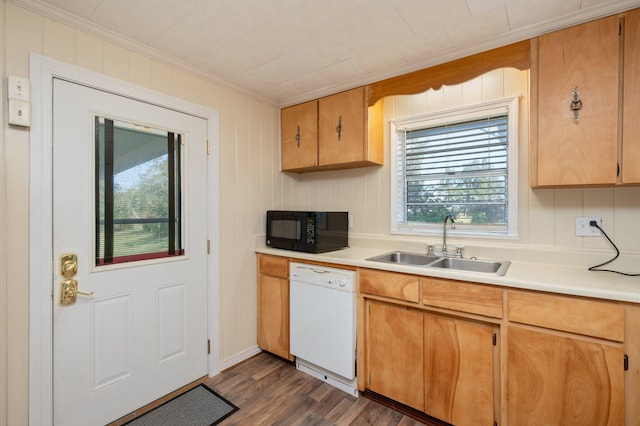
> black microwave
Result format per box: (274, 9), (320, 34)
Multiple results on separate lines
(266, 211), (349, 253)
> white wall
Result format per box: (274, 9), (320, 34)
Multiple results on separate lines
(0, 2), (282, 424)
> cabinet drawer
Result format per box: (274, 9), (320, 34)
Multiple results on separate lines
(508, 290), (624, 341)
(359, 269), (420, 303)
(258, 255), (288, 278)
(422, 278), (503, 318)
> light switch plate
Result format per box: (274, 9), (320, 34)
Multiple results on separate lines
(8, 99), (31, 127)
(8, 75), (30, 101)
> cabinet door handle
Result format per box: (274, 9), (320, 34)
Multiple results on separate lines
(295, 125), (301, 147)
(571, 86), (582, 124)
(336, 116), (342, 141)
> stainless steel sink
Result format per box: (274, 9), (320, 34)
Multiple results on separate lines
(429, 257), (511, 276)
(366, 251), (439, 266)
(367, 250), (511, 276)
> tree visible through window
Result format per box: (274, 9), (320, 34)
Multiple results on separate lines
(95, 116), (183, 265)
(392, 98), (518, 236)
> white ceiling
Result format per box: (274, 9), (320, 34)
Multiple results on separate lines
(15, 0), (640, 106)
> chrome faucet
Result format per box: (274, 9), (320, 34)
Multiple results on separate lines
(442, 214), (456, 256)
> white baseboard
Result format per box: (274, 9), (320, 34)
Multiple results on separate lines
(219, 346), (262, 371)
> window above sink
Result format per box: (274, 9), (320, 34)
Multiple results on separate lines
(389, 89), (521, 240)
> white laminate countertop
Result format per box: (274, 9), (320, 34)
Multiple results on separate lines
(255, 235), (640, 304)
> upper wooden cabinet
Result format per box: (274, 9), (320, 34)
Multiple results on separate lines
(531, 10), (640, 187)
(318, 87), (365, 167)
(623, 8), (640, 183)
(531, 15), (619, 187)
(280, 87), (383, 172)
(280, 100), (318, 171)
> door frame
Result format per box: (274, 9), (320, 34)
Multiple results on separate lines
(28, 53), (221, 425)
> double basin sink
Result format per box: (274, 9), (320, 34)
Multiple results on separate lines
(366, 251), (511, 276)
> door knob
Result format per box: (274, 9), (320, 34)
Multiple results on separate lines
(59, 278), (94, 306)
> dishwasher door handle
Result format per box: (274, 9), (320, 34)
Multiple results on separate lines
(297, 266), (331, 274)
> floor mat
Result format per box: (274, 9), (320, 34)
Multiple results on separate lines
(124, 384), (238, 426)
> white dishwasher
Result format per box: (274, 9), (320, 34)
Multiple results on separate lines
(289, 262), (357, 396)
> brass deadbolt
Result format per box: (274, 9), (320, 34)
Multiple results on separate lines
(59, 253), (78, 278)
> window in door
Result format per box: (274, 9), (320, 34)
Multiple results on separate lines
(95, 116), (183, 265)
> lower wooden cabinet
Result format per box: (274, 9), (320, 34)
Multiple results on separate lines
(424, 314), (496, 426)
(254, 258), (637, 425)
(366, 300), (424, 411)
(257, 254), (294, 361)
(357, 268), (637, 425)
(364, 299), (498, 424)
(508, 326), (624, 425)
(507, 289), (626, 425)
(361, 271), (500, 424)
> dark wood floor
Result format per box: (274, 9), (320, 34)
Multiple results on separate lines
(205, 352), (433, 425)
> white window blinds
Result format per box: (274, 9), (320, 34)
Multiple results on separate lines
(397, 114), (509, 230)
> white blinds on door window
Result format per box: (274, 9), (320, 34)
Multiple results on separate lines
(95, 116), (183, 265)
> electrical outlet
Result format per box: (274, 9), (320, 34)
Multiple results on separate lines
(575, 217), (602, 237)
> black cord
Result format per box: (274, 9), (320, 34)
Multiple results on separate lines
(588, 221), (640, 276)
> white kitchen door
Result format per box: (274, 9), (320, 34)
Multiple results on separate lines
(52, 78), (209, 425)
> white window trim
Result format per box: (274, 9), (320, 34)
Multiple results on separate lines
(390, 97), (519, 240)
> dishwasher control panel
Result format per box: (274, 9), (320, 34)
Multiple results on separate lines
(329, 278), (349, 288)
(290, 262), (356, 292)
